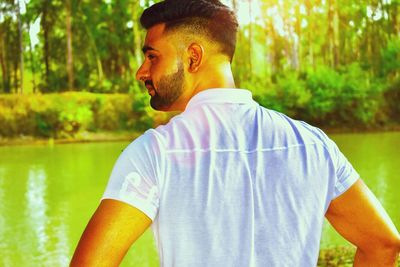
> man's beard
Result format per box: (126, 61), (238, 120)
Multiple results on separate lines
(150, 62), (185, 111)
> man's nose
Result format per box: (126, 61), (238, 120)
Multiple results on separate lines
(136, 62), (149, 82)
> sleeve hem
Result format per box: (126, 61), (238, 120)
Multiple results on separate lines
(101, 194), (157, 221)
(332, 172), (360, 200)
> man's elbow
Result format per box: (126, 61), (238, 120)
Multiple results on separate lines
(390, 234), (400, 255)
(380, 234), (400, 255)
(359, 233), (400, 260)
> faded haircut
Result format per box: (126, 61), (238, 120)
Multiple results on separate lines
(140, 0), (239, 62)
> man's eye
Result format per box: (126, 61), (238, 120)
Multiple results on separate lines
(147, 54), (156, 60)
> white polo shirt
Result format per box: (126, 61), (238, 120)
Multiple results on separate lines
(102, 88), (359, 266)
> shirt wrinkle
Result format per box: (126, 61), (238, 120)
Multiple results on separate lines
(102, 88), (360, 267)
(165, 142), (318, 154)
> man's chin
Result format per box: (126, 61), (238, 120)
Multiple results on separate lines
(150, 97), (172, 112)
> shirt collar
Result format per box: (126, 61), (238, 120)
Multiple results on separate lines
(185, 88), (256, 111)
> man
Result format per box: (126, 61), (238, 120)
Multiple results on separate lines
(71, 0), (400, 266)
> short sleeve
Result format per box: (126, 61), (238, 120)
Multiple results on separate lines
(327, 138), (360, 199)
(101, 130), (164, 220)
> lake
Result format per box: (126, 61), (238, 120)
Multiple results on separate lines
(0, 132), (399, 266)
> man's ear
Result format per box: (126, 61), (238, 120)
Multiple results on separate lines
(187, 43), (204, 73)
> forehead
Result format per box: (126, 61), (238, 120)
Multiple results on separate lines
(144, 23), (171, 49)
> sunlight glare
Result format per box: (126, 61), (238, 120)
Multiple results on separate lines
(219, 0), (287, 37)
(220, 0), (263, 26)
(29, 17), (41, 48)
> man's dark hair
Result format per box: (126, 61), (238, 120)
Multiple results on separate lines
(140, 0), (239, 61)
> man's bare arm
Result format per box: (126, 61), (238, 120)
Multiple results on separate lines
(326, 179), (400, 266)
(70, 199), (152, 267)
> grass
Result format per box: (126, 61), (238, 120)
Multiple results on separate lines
(318, 246), (355, 267)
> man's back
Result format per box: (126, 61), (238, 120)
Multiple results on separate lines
(71, 1), (400, 264)
(103, 89), (359, 266)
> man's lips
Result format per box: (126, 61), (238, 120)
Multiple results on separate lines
(145, 85), (155, 96)
(145, 81), (155, 96)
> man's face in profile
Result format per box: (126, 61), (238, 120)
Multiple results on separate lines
(136, 23), (186, 111)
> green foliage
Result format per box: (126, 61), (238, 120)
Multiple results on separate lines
(381, 37), (400, 77)
(275, 71), (311, 116)
(302, 64), (384, 126)
(1, 0), (400, 130)
(58, 100), (93, 137)
(337, 63), (381, 125)
(248, 64), (394, 128)
(0, 92), (158, 138)
(130, 84), (157, 132)
(305, 66), (342, 123)
(383, 78), (400, 123)
(249, 72), (311, 117)
(318, 246), (355, 266)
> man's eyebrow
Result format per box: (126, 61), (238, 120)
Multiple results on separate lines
(142, 45), (158, 54)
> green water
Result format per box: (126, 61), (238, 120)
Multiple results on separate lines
(0, 132), (399, 266)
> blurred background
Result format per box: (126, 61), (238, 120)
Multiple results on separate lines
(0, 0), (399, 266)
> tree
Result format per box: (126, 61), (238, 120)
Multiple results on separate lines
(16, 0), (24, 93)
(66, 0), (74, 91)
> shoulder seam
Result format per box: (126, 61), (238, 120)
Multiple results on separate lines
(165, 142), (320, 154)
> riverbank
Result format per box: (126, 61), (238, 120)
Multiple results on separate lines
(0, 131), (141, 146)
(320, 123), (400, 134)
(1, 124), (400, 147)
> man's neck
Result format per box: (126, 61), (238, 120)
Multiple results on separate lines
(165, 63), (236, 112)
(192, 62), (236, 95)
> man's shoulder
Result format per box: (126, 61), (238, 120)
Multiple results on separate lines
(125, 129), (165, 156)
(136, 115), (195, 150)
(150, 111), (196, 143)
(146, 104), (333, 151)
(257, 106), (333, 148)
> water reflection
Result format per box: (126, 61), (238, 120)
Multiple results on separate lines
(25, 168), (48, 264)
(0, 168), (5, 235)
(51, 202), (70, 267)
(0, 135), (398, 266)
(23, 166), (72, 267)
(320, 132), (400, 248)
(0, 167), (11, 267)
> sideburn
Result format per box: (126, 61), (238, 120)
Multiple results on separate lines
(150, 61), (185, 111)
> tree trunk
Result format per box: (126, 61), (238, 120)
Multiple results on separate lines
(270, 23), (280, 78)
(42, 0), (50, 89)
(395, 3), (400, 34)
(132, 1), (143, 69)
(79, 0), (104, 83)
(13, 60), (18, 94)
(231, 0), (243, 87)
(27, 22), (37, 93)
(326, 0), (340, 69)
(231, 0), (238, 12)
(294, 3), (301, 72)
(248, 0), (253, 76)
(305, 0), (314, 69)
(0, 27), (9, 93)
(16, 0), (24, 94)
(66, 0), (74, 91)
(332, 0), (340, 68)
